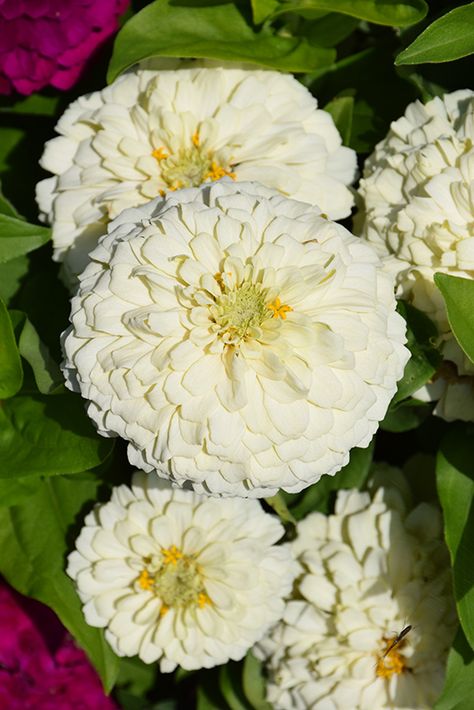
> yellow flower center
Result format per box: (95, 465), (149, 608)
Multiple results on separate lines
(152, 132), (236, 193)
(137, 545), (211, 614)
(375, 633), (410, 679)
(209, 272), (292, 345)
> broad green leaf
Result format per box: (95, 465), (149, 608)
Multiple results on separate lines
(396, 2), (474, 65)
(435, 628), (474, 710)
(381, 397), (432, 432)
(323, 95), (353, 146)
(283, 442), (374, 519)
(0, 255), (29, 303)
(107, 0), (335, 82)
(242, 653), (272, 710)
(0, 297), (23, 398)
(0, 93), (59, 116)
(9, 310), (63, 394)
(300, 13), (359, 47)
(0, 476), (40, 507)
(0, 474), (120, 690)
(262, 0), (427, 25)
(0, 213), (50, 263)
(0, 182), (20, 217)
(437, 424), (474, 649)
(0, 393), (114, 478)
(220, 663), (252, 710)
(392, 301), (441, 405)
(435, 274), (474, 364)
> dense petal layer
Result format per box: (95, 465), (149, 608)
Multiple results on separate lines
(62, 181), (409, 497)
(37, 62), (357, 282)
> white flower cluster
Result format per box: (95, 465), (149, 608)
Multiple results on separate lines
(67, 471), (297, 672)
(357, 89), (474, 333)
(62, 181), (409, 497)
(45, 63), (458, 691)
(256, 479), (456, 709)
(357, 90), (474, 421)
(37, 63), (356, 282)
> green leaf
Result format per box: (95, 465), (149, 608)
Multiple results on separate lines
(242, 653), (272, 710)
(0, 255), (29, 303)
(262, 0), (427, 25)
(115, 656), (158, 697)
(0, 393), (114, 478)
(0, 297), (23, 398)
(380, 397), (432, 432)
(396, 2), (474, 65)
(307, 46), (419, 153)
(435, 274), (474, 364)
(107, 0), (335, 82)
(0, 93), (59, 116)
(392, 301), (441, 405)
(323, 95), (353, 146)
(9, 310), (63, 394)
(220, 663), (252, 710)
(437, 424), (474, 650)
(0, 476), (41, 507)
(0, 474), (120, 691)
(0, 213), (50, 263)
(197, 681), (227, 710)
(265, 492), (296, 525)
(0, 182), (20, 218)
(283, 442), (374, 519)
(435, 628), (474, 710)
(300, 14), (359, 48)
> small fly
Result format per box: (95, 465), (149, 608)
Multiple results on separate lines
(382, 625), (412, 658)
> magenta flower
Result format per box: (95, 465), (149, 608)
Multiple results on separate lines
(0, 582), (117, 709)
(0, 0), (129, 96)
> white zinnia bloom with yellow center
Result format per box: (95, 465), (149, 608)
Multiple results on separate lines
(67, 470), (296, 671)
(62, 181), (409, 498)
(356, 90), (474, 421)
(256, 481), (456, 709)
(36, 62), (356, 282)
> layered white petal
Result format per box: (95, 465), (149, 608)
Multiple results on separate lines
(67, 471), (296, 672)
(357, 90), (474, 421)
(256, 472), (456, 709)
(36, 62), (356, 283)
(62, 181), (409, 497)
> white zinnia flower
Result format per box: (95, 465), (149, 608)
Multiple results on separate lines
(67, 470), (296, 672)
(36, 62), (356, 282)
(62, 181), (409, 498)
(256, 478), (456, 709)
(356, 90), (474, 422)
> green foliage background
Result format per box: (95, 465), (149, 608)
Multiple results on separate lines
(0, 0), (474, 707)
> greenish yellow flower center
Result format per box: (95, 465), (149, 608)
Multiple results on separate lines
(209, 274), (293, 344)
(137, 545), (211, 615)
(152, 132), (236, 192)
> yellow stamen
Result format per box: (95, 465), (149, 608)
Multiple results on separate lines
(192, 131), (200, 147)
(161, 545), (184, 565)
(375, 636), (408, 679)
(159, 604), (169, 617)
(138, 569), (154, 591)
(152, 147), (169, 161)
(198, 592), (211, 609)
(205, 161), (236, 182)
(267, 297), (293, 320)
